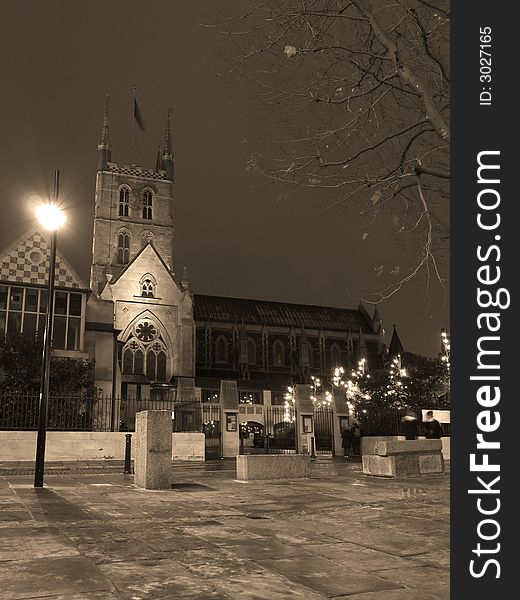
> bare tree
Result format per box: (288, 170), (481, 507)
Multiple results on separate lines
(211, 0), (450, 301)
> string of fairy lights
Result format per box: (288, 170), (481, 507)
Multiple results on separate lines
(441, 329), (450, 372)
(281, 330), (448, 419)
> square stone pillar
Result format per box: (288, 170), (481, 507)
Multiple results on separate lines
(220, 380), (239, 457)
(295, 384), (314, 454)
(134, 410), (172, 489)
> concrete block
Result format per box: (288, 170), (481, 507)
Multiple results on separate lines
(362, 437), (444, 477)
(134, 410), (172, 489)
(393, 454), (421, 476)
(373, 439), (442, 456)
(419, 453), (444, 474)
(362, 455), (396, 477)
(236, 454), (311, 481)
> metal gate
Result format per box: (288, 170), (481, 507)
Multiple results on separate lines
(264, 406), (296, 454)
(314, 407), (334, 454)
(202, 405), (221, 460)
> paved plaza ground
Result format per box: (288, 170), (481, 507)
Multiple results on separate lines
(0, 458), (449, 599)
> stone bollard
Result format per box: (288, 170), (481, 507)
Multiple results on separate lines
(134, 410), (172, 489)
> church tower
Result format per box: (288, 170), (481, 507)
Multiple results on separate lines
(90, 98), (175, 295)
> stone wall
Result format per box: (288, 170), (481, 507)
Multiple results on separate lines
(0, 431), (205, 462)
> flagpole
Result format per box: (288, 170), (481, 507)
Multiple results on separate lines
(131, 86), (136, 164)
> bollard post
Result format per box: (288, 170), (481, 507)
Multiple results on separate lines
(124, 433), (132, 474)
(264, 433), (270, 455)
(310, 435), (317, 461)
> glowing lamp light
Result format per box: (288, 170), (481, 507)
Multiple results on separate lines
(36, 203), (66, 231)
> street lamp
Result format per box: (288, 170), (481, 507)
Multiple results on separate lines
(34, 170), (65, 488)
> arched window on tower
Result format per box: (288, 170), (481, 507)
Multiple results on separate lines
(273, 340), (285, 367)
(142, 189), (153, 220)
(117, 230), (131, 264)
(140, 274), (156, 298)
(119, 186), (130, 217)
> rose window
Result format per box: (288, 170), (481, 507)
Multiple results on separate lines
(135, 321), (157, 342)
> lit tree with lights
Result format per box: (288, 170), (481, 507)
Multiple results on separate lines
(332, 358), (373, 416)
(310, 375), (332, 408)
(283, 386), (296, 423)
(384, 354), (410, 408)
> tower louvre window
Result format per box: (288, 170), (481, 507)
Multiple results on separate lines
(119, 186), (130, 217)
(142, 190), (153, 220)
(117, 230), (131, 264)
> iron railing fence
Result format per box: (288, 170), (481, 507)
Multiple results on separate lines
(0, 393), (214, 434)
(0, 392), (113, 431)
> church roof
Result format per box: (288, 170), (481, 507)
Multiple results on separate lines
(0, 228), (88, 290)
(193, 294), (372, 333)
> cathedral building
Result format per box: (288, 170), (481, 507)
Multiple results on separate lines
(0, 100), (395, 438)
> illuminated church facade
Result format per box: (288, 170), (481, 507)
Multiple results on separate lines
(0, 100), (396, 409)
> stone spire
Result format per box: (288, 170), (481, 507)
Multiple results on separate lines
(372, 304), (382, 332)
(358, 326), (367, 364)
(388, 324), (404, 359)
(97, 94), (111, 170)
(155, 144), (162, 172)
(161, 108), (174, 181)
(180, 265), (189, 291)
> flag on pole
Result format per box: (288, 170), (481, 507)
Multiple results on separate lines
(133, 98), (145, 131)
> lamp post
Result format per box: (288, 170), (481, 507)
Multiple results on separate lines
(34, 170), (65, 488)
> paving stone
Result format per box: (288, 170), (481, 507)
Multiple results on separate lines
(0, 526), (80, 562)
(0, 556), (112, 599)
(375, 565), (450, 596)
(210, 570), (326, 600)
(0, 458), (449, 599)
(260, 555), (403, 597)
(98, 558), (223, 599)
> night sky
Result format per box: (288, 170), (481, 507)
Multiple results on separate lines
(0, 1), (449, 357)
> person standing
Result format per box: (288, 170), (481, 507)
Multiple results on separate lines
(341, 426), (353, 457)
(401, 412), (419, 440)
(423, 410), (444, 439)
(350, 423), (362, 456)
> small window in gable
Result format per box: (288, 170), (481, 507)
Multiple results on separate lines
(119, 186), (130, 217)
(140, 274), (156, 298)
(142, 189), (153, 220)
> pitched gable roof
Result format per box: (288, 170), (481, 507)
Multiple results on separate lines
(0, 228), (87, 290)
(193, 294), (372, 333)
(108, 242), (175, 286)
